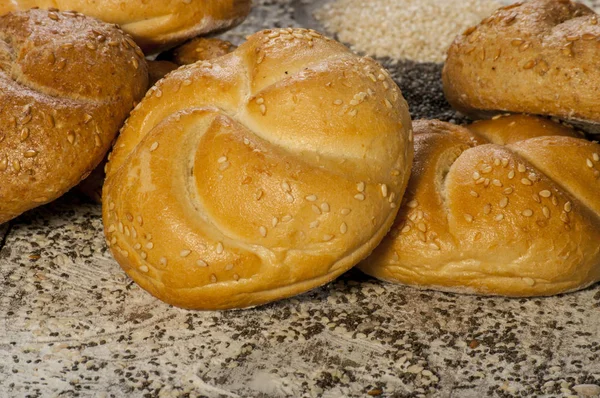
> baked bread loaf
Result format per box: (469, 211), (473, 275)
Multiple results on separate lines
(147, 60), (179, 86)
(0, 9), (148, 224)
(360, 115), (600, 296)
(103, 28), (413, 310)
(158, 37), (237, 66)
(443, 0), (600, 133)
(0, 1), (252, 53)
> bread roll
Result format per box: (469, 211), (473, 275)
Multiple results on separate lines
(158, 37), (237, 66)
(102, 28), (413, 310)
(0, 9), (148, 224)
(360, 115), (600, 297)
(1, 1), (252, 53)
(443, 0), (600, 133)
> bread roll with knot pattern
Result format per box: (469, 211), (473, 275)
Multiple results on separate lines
(360, 115), (600, 297)
(443, 0), (600, 133)
(0, 9), (148, 224)
(102, 28), (413, 310)
(0, 0), (252, 53)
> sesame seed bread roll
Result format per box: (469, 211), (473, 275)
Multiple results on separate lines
(360, 115), (600, 297)
(0, 1), (251, 53)
(0, 9), (148, 224)
(443, 0), (600, 133)
(102, 29), (413, 310)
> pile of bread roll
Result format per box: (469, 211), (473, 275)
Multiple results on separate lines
(1, 0), (598, 310)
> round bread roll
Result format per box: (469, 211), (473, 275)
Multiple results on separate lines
(0, 9), (148, 224)
(443, 0), (600, 133)
(158, 37), (237, 66)
(0, 1), (251, 53)
(103, 28), (413, 310)
(147, 60), (179, 87)
(360, 115), (600, 297)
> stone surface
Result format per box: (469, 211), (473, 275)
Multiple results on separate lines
(1, 1), (600, 397)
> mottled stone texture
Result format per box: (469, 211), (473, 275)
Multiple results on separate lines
(1, 1), (600, 397)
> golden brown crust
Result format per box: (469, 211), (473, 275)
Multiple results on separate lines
(147, 60), (179, 86)
(158, 37), (237, 66)
(102, 28), (413, 310)
(1, 1), (252, 53)
(360, 115), (600, 297)
(0, 9), (148, 224)
(443, 0), (600, 131)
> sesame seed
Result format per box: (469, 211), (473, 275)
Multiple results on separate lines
(499, 197), (509, 208)
(180, 250), (191, 257)
(503, 187), (514, 195)
(233, 274), (240, 281)
(118, 222), (124, 233)
(522, 209), (533, 217)
(108, 225), (116, 233)
(483, 204), (492, 215)
(134, 243), (141, 250)
(137, 215), (143, 225)
(197, 259), (208, 267)
(24, 150), (38, 158)
(495, 214), (504, 221)
(160, 257), (167, 266)
(256, 98), (265, 105)
(310, 220), (320, 229)
(340, 222), (348, 234)
(464, 214), (474, 223)
(323, 234), (334, 242)
(492, 179), (502, 187)
(532, 194), (541, 203)
(501, 158), (509, 167)
(381, 184), (388, 197)
(587, 159), (594, 168)
(472, 171), (481, 180)
(401, 225), (411, 233)
(12, 160), (20, 172)
(406, 200), (418, 208)
(216, 242), (224, 254)
(272, 217), (279, 227)
(523, 277), (535, 286)
(218, 156), (228, 163)
(110, 237), (117, 245)
(560, 212), (569, 223)
(139, 265), (149, 273)
(225, 264), (234, 271)
(593, 153), (599, 162)
(518, 164), (526, 173)
(494, 159), (501, 167)
(429, 242), (441, 251)
(282, 181), (291, 192)
(259, 226), (268, 237)
(354, 193), (365, 201)
(481, 164), (492, 174)
(508, 170), (515, 180)
(282, 215), (293, 222)
(357, 181), (365, 192)
(150, 142), (159, 152)
(306, 195), (318, 202)
(470, 191), (479, 198)
(417, 222), (427, 232)
(321, 202), (330, 212)
(341, 208), (351, 215)
(210, 274), (217, 283)
(260, 104), (267, 115)
(521, 178), (532, 186)
(543, 207), (550, 218)
(146, 242), (154, 249)
(564, 202), (572, 213)
(539, 190), (551, 198)
(140, 251), (147, 260)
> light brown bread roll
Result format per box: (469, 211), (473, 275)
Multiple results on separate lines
(158, 37), (237, 66)
(103, 28), (413, 310)
(360, 115), (600, 297)
(0, 1), (252, 53)
(443, 0), (600, 133)
(0, 9), (148, 224)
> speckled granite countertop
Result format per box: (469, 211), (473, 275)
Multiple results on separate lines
(1, 1), (600, 397)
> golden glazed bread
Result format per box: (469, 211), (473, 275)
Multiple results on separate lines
(0, 1), (251, 53)
(0, 9), (148, 224)
(360, 115), (600, 296)
(102, 28), (413, 310)
(158, 37), (237, 66)
(443, 0), (600, 132)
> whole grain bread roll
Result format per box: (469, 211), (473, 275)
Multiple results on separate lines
(0, 9), (148, 224)
(360, 115), (600, 297)
(0, 1), (251, 53)
(103, 28), (413, 310)
(443, 0), (600, 133)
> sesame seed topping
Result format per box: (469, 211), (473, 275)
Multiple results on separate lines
(406, 200), (418, 208)
(225, 264), (234, 271)
(259, 104), (267, 115)
(341, 208), (351, 215)
(218, 156), (228, 163)
(259, 226), (268, 237)
(381, 184), (388, 197)
(417, 222), (427, 232)
(499, 197), (509, 208)
(134, 243), (141, 250)
(495, 214), (504, 221)
(323, 234), (334, 242)
(521, 178), (532, 186)
(306, 195), (318, 202)
(518, 164), (526, 173)
(139, 265), (149, 273)
(508, 170), (515, 180)
(24, 150), (38, 158)
(481, 164), (492, 174)
(282, 181), (291, 192)
(210, 274), (217, 283)
(256, 98), (265, 105)
(140, 251), (147, 260)
(149, 142), (159, 152)
(543, 207), (550, 219)
(464, 214), (474, 223)
(357, 182), (366, 192)
(233, 274), (240, 281)
(470, 191), (479, 198)
(401, 225), (411, 233)
(197, 259), (208, 267)
(321, 202), (330, 212)
(561, 212), (569, 223)
(587, 159), (594, 168)
(340, 222), (348, 234)
(564, 202), (572, 213)
(523, 277), (535, 286)
(354, 193), (365, 201)
(483, 204), (492, 215)
(180, 250), (191, 257)
(216, 242), (224, 254)
(282, 215), (293, 222)
(160, 257), (167, 266)
(539, 190), (552, 198)
(429, 242), (441, 251)
(310, 220), (320, 229)
(118, 222), (124, 233)
(492, 179), (502, 187)
(472, 171), (481, 180)
(522, 209), (533, 217)
(593, 153), (599, 162)
(146, 242), (154, 249)
(137, 215), (143, 225)
(272, 217), (279, 227)
(108, 225), (116, 233)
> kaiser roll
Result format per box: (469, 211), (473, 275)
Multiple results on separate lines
(360, 115), (600, 297)
(443, 0), (600, 133)
(0, 1), (252, 53)
(102, 28), (413, 310)
(0, 9), (148, 224)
